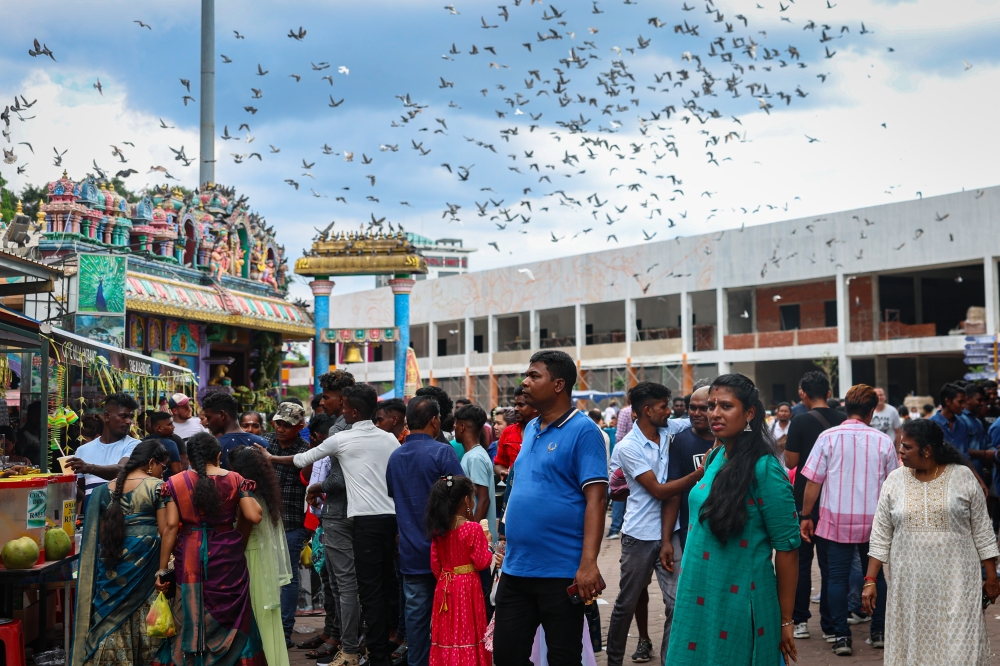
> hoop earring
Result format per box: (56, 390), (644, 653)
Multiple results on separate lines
(148, 464), (154, 474)
(744, 420), (752, 432)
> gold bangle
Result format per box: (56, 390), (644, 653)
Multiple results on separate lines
(863, 582), (876, 588)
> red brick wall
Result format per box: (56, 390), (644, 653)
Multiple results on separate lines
(797, 327), (838, 345)
(724, 333), (755, 349)
(849, 276), (874, 342)
(756, 281), (836, 332)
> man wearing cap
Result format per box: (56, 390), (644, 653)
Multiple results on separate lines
(169, 393), (207, 440)
(263, 402), (313, 645)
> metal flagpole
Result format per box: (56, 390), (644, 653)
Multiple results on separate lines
(199, 0), (216, 186)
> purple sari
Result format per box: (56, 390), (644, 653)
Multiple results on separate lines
(152, 471), (265, 666)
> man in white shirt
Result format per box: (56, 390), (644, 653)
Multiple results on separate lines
(260, 384), (399, 666)
(603, 399), (619, 425)
(65, 393), (141, 510)
(870, 387), (902, 448)
(169, 393), (208, 440)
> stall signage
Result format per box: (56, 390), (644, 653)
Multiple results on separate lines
(64, 342), (99, 366)
(127, 358), (153, 375)
(27, 489), (47, 529)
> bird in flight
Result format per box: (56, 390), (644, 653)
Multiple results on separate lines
(288, 27), (307, 40)
(134, 20), (152, 29)
(94, 79), (103, 96)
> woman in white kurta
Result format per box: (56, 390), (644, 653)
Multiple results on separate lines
(862, 419), (1000, 665)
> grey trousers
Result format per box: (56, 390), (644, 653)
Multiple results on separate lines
(605, 532), (681, 666)
(323, 517), (361, 654)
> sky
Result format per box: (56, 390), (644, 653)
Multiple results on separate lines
(1, 0), (998, 303)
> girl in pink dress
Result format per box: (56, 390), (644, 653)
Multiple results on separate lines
(426, 475), (493, 666)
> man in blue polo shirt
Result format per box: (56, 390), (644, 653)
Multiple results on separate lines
(385, 396), (463, 666)
(930, 383), (970, 456)
(494, 350), (609, 665)
(605, 382), (694, 666)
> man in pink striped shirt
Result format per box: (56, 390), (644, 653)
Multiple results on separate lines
(799, 384), (899, 656)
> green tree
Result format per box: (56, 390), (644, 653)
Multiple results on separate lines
(17, 183), (47, 213)
(0, 171), (17, 224)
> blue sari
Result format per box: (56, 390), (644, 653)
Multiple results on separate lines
(71, 478), (165, 666)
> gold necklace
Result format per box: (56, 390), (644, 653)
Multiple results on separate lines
(911, 465), (941, 481)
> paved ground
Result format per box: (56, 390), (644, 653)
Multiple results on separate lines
(288, 534), (1000, 665)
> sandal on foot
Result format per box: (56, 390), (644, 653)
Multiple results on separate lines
(297, 635), (329, 650)
(306, 642), (341, 659)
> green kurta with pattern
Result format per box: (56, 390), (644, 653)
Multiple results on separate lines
(666, 450), (800, 665)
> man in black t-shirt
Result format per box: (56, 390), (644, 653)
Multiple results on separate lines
(665, 386), (716, 550)
(783, 371), (847, 642)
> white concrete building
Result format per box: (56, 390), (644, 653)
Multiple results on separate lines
(326, 186), (1000, 407)
(375, 235), (476, 286)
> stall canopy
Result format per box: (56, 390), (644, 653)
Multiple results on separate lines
(572, 390), (626, 403)
(125, 274), (313, 339)
(43, 325), (196, 378)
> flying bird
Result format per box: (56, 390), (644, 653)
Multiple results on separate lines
(134, 20), (152, 29)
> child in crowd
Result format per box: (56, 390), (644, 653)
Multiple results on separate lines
(426, 475), (493, 666)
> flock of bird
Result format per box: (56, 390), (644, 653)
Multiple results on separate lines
(0, 1), (978, 279)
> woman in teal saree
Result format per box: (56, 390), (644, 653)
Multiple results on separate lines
(71, 440), (171, 666)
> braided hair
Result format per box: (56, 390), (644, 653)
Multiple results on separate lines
(698, 373), (776, 544)
(99, 440), (170, 562)
(186, 432), (223, 521)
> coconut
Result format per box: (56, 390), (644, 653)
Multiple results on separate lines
(44, 528), (71, 561)
(1, 536), (40, 569)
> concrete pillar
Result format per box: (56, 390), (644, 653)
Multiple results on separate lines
(716, 286), (726, 350)
(199, 0), (215, 186)
(624, 297), (635, 358)
(310, 279), (334, 391)
(464, 317), (474, 374)
(836, 271), (852, 396)
(717, 360), (730, 376)
(916, 356), (929, 396)
(875, 355), (888, 391)
(488, 314), (498, 354)
(914, 277), (923, 324)
(428, 321), (438, 376)
(985, 257), (999, 334)
(529, 309), (539, 350)
(574, 303), (584, 359)
(871, 275), (881, 341)
(388, 276), (415, 400)
(680, 290), (692, 353)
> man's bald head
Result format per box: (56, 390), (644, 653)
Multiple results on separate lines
(688, 385), (711, 434)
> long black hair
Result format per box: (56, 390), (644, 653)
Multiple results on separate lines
(186, 432), (222, 521)
(100, 440), (170, 562)
(228, 445), (282, 525)
(903, 419), (965, 465)
(698, 373), (776, 544)
(424, 475), (475, 538)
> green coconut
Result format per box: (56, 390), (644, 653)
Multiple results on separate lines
(44, 528), (72, 561)
(1, 536), (40, 569)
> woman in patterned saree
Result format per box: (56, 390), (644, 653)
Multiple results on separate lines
(863, 419), (1000, 665)
(71, 440), (171, 666)
(152, 432), (266, 666)
(665, 373), (801, 665)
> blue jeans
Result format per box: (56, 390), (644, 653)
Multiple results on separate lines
(282, 527), (309, 639)
(816, 537), (885, 639)
(608, 500), (625, 535)
(402, 573), (436, 666)
(848, 550), (863, 615)
(394, 558), (407, 641)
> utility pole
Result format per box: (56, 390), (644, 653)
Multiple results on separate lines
(199, 0), (215, 186)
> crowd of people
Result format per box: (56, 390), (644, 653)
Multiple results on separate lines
(63, 351), (1000, 666)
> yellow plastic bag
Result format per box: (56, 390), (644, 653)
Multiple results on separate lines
(146, 592), (177, 638)
(301, 543), (312, 567)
